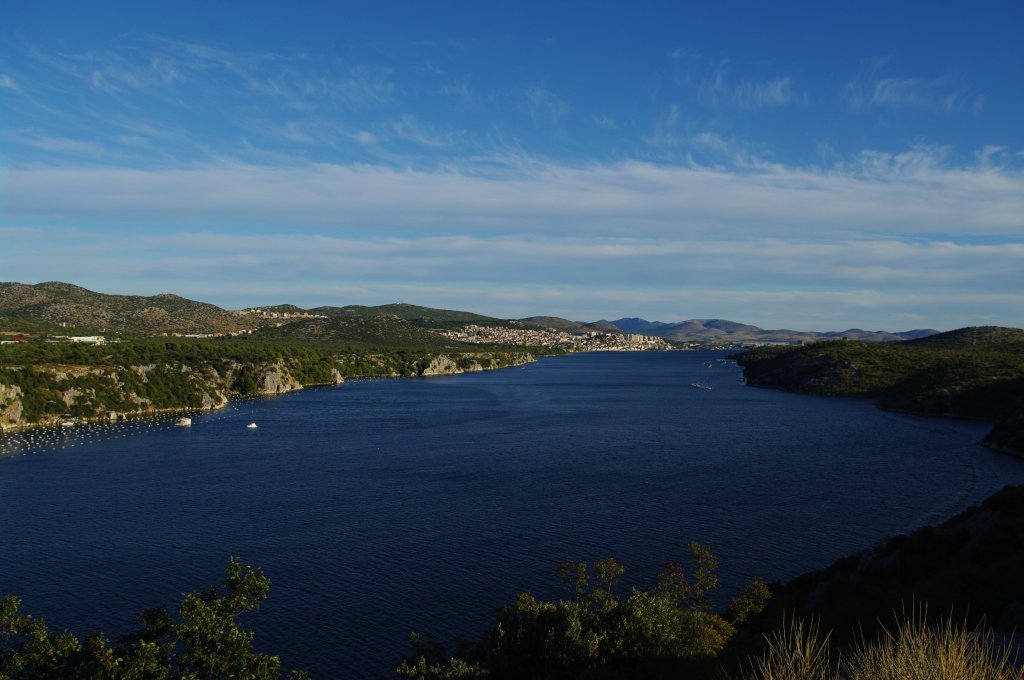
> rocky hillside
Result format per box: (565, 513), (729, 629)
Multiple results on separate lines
(0, 358), (337, 430)
(0, 282), (251, 335)
(734, 326), (1024, 455)
(0, 339), (534, 431)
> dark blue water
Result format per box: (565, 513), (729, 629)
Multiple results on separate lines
(3, 351), (1023, 677)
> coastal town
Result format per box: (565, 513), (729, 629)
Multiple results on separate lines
(437, 324), (671, 351)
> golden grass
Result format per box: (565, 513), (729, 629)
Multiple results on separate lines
(744, 609), (1022, 680)
(742, 616), (832, 680)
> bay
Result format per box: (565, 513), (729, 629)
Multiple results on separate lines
(2, 350), (1023, 677)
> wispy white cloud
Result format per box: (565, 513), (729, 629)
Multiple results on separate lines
(377, 115), (466, 149)
(5, 226), (1020, 330)
(846, 65), (982, 113)
(439, 81), (484, 110)
(517, 86), (569, 124)
(733, 76), (805, 109)
(26, 36), (397, 114)
(0, 74), (20, 91)
(4, 150), (1022, 239)
(684, 58), (805, 110)
(6, 129), (118, 158)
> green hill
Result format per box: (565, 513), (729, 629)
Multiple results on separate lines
(309, 302), (518, 331)
(517, 316), (622, 334)
(0, 282), (250, 335)
(249, 315), (470, 350)
(905, 325), (1024, 350)
(734, 327), (1024, 455)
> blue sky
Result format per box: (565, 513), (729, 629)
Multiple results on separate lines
(2, 1), (1022, 330)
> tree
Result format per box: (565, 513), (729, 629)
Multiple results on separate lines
(0, 558), (307, 679)
(397, 542), (770, 680)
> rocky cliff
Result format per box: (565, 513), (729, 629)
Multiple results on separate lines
(0, 351), (531, 432)
(0, 359), (341, 431)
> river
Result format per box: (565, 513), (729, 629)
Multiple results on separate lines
(2, 350), (1023, 677)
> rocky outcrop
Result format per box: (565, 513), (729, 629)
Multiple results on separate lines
(421, 355), (461, 376)
(0, 359), (313, 431)
(0, 350), (529, 432)
(0, 384), (24, 430)
(419, 353), (533, 377)
(254, 363), (304, 394)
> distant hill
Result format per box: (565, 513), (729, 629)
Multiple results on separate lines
(601, 316), (939, 344)
(0, 281), (950, 347)
(519, 316), (624, 334)
(0, 281), (249, 335)
(603, 318), (671, 333)
(584, 321), (623, 333)
(904, 325), (1024, 350)
(247, 303), (307, 314)
(312, 302), (507, 330)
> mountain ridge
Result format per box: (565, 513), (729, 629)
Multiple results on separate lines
(0, 281), (956, 343)
(604, 316), (940, 344)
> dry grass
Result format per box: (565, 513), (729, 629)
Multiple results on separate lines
(843, 610), (1023, 680)
(742, 616), (832, 680)
(744, 609), (1022, 680)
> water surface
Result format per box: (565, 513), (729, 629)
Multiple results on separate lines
(2, 351), (1022, 677)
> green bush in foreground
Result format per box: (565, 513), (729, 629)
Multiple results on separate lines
(0, 558), (308, 680)
(5, 555), (1020, 679)
(397, 542), (771, 680)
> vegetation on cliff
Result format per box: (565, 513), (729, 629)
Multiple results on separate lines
(0, 339), (532, 430)
(744, 484), (1024, 650)
(734, 326), (1024, 455)
(0, 340), (340, 428)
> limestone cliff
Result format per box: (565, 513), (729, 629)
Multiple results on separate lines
(418, 353), (533, 377)
(0, 359), (314, 431)
(253, 362), (305, 394)
(0, 350), (524, 432)
(0, 384), (24, 430)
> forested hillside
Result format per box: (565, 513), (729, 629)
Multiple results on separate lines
(735, 327), (1024, 455)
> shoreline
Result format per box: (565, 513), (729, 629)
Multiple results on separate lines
(0, 350), (536, 438)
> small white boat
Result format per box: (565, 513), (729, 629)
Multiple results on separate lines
(246, 422), (258, 429)
(175, 418), (192, 427)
